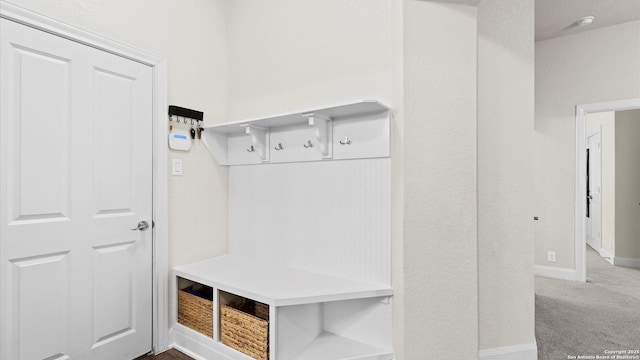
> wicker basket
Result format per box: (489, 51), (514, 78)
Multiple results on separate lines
(220, 304), (269, 360)
(178, 286), (213, 338)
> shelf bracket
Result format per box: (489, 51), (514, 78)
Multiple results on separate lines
(242, 124), (269, 162)
(302, 113), (332, 158)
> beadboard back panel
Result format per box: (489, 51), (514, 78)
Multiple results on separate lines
(228, 158), (391, 286)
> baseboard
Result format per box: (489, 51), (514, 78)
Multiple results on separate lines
(534, 265), (578, 281)
(612, 256), (640, 269)
(170, 326), (234, 360)
(479, 342), (537, 360)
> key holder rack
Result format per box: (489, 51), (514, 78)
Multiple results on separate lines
(169, 105), (205, 140)
(169, 105), (204, 124)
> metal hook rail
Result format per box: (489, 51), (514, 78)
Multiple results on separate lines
(169, 105), (204, 126)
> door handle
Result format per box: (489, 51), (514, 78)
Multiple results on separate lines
(130, 220), (150, 231)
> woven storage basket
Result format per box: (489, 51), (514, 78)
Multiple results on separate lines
(220, 304), (269, 360)
(178, 286), (213, 338)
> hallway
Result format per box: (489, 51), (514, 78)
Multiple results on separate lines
(535, 247), (640, 359)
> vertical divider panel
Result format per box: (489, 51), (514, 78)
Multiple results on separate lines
(172, 275), (178, 327)
(269, 305), (277, 360)
(212, 288), (220, 342)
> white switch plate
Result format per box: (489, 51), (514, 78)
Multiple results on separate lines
(172, 159), (183, 176)
(547, 251), (556, 263)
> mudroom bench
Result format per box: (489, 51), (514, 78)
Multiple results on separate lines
(171, 100), (394, 360)
(173, 256), (393, 360)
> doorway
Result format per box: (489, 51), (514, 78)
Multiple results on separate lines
(0, 2), (169, 358)
(574, 98), (640, 282)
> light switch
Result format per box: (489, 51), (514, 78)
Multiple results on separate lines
(172, 159), (183, 176)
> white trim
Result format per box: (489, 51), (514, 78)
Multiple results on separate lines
(152, 58), (170, 352)
(612, 256), (640, 269)
(0, 1), (170, 353)
(0, 1), (160, 66)
(575, 98), (640, 283)
(171, 327), (241, 360)
(534, 265), (578, 281)
(479, 342), (537, 360)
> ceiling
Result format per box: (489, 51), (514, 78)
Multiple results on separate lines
(536, 0), (640, 41)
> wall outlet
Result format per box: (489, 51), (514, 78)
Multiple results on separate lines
(547, 251), (556, 263)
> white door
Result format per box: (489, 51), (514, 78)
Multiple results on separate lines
(0, 19), (153, 360)
(586, 131), (602, 251)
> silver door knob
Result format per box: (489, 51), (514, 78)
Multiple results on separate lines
(130, 220), (150, 231)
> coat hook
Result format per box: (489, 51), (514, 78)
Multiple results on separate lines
(274, 143), (284, 151)
(339, 136), (352, 145)
(247, 145), (255, 152)
(303, 140), (313, 148)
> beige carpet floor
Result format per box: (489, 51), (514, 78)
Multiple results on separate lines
(535, 247), (640, 360)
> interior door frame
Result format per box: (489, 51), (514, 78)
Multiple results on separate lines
(0, 1), (170, 353)
(575, 98), (640, 282)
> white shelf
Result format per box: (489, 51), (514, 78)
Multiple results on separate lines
(174, 255), (392, 307)
(201, 100), (390, 165)
(292, 332), (393, 360)
(203, 100), (389, 134)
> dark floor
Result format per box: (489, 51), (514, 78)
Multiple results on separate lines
(141, 349), (194, 360)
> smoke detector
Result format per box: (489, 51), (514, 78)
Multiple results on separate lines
(576, 16), (595, 27)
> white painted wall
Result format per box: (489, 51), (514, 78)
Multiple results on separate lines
(615, 109), (640, 260)
(6, 0), (231, 270)
(535, 21), (640, 269)
(402, 2), (478, 357)
(226, 0), (393, 121)
(586, 112), (616, 255)
(477, 0), (535, 351)
(390, 2), (405, 358)
(5, 0), (541, 357)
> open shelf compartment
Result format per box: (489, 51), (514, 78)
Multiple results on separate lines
(276, 296), (393, 360)
(173, 259), (393, 360)
(177, 277), (214, 338)
(218, 290), (270, 360)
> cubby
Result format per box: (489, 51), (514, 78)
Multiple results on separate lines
(173, 257), (393, 360)
(177, 278), (214, 338)
(173, 101), (393, 360)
